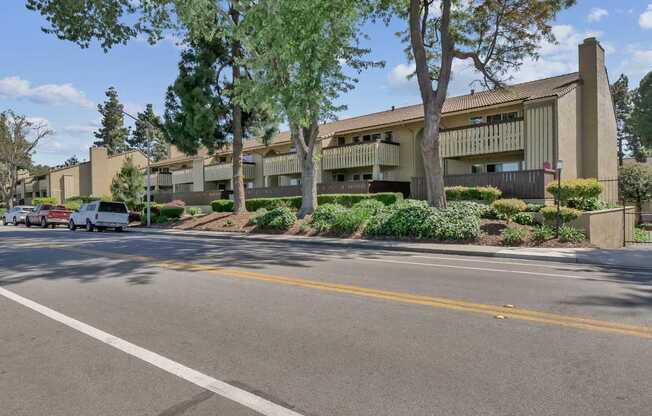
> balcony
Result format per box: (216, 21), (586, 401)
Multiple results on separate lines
(322, 141), (400, 170)
(205, 162), (255, 182)
(147, 172), (172, 187)
(264, 153), (301, 176)
(171, 168), (193, 185)
(439, 119), (524, 158)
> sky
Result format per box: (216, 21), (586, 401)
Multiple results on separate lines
(1, 1), (652, 166)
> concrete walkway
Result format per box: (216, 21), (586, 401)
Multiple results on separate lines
(132, 227), (652, 270)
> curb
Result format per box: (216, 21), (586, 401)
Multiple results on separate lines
(130, 228), (585, 265)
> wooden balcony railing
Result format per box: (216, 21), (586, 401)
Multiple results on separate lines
(439, 119), (524, 158)
(148, 172), (172, 187)
(205, 162), (255, 181)
(263, 153), (302, 176)
(322, 141), (400, 170)
(171, 168), (193, 185)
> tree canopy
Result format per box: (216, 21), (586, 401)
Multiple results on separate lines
(110, 157), (145, 211)
(94, 86), (130, 155)
(128, 104), (169, 162)
(630, 71), (652, 153)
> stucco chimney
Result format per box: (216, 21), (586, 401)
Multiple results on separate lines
(578, 37), (618, 179)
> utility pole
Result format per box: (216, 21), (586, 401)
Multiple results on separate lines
(121, 111), (153, 227)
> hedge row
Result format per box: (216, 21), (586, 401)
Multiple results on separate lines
(211, 193), (403, 213)
(445, 186), (502, 203)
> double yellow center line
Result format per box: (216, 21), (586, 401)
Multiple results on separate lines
(14, 241), (652, 339)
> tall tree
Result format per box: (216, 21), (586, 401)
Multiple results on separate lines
(128, 104), (169, 162)
(0, 110), (52, 208)
(610, 74), (631, 166)
(26, 0), (267, 214)
(241, 0), (380, 217)
(111, 157), (146, 211)
(379, 0), (574, 207)
(630, 71), (652, 155)
(94, 86), (130, 155)
(63, 155), (79, 167)
(619, 163), (652, 223)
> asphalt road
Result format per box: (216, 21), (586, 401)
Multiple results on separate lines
(1, 226), (651, 416)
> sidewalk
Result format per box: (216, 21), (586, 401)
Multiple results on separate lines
(131, 227), (652, 270)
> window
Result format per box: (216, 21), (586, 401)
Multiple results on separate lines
(487, 112), (518, 124)
(371, 133), (381, 141)
(504, 112), (518, 121)
(218, 183), (226, 191)
(471, 164), (483, 174)
(98, 202), (128, 214)
(486, 161), (521, 173)
(353, 136), (361, 143)
(352, 174), (360, 181)
(487, 114), (502, 124)
(219, 156), (227, 163)
(243, 154), (254, 163)
(362, 135), (372, 142)
(289, 178), (301, 186)
(470, 116), (483, 125)
(333, 173), (345, 182)
(384, 131), (393, 141)
(362, 173), (373, 180)
(337, 137), (346, 146)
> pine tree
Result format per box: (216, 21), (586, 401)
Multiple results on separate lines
(110, 157), (145, 211)
(630, 71), (652, 155)
(127, 104), (169, 162)
(610, 75), (631, 166)
(94, 87), (130, 155)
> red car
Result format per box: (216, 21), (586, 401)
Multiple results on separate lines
(25, 204), (72, 228)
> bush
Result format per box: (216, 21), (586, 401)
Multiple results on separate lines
(547, 178), (603, 208)
(129, 211), (141, 223)
(540, 206), (582, 224)
(247, 197), (302, 211)
(501, 226), (527, 246)
(526, 203), (545, 213)
(364, 199), (480, 241)
(187, 207), (202, 216)
(531, 225), (555, 243)
(491, 199), (527, 221)
(351, 199), (385, 216)
(513, 212), (536, 226)
(33, 197), (57, 205)
(566, 196), (605, 211)
(445, 186), (502, 203)
(255, 206), (296, 231)
(448, 201), (491, 218)
(311, 203), (347, 231)
(558, 225), (586, 243)
(211, 199), (235, 212)
(331, 209), (369, 235)
(634, 228), (650, 243)
(159, 206), (184, 219)
(318, 192), (402, 206)
(155, 215), (169, 224)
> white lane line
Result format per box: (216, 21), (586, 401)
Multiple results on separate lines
(407, 255), (587, 269)
(0, 287), (304, 416)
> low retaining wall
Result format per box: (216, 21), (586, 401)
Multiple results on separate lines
(571, 207), (635, 249)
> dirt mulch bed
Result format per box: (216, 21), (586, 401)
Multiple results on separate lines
(148, 212), (591, 248)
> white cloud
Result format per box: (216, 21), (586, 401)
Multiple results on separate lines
(0, 76), (94, 108)
(640, 4), (652, 29)
(588, 8), (608, 22)
(387, 63), (416, 89)
(621, 50), (652, 78)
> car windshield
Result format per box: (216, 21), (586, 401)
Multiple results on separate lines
(98, 202), (127, 214)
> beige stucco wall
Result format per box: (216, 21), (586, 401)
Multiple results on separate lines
(556, 88), (580, 179)
(49, 164), (85, 203)
(524, 100), (555, 170)
(573, 207), (633, 249)
(579, 38), (618, 180)
(90, 147), (147, 198)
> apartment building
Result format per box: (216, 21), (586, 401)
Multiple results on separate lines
(14, 146), (147, 205)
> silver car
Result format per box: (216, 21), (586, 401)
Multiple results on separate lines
(1, 205), (34, 226)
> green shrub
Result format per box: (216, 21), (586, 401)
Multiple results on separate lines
(445, 186), (502, 203)
(64, 201), (81, 211)
(159, 206), (184, 218)
(491, 199), (527, 221)
(448, 201), (491, 218)
(246, 197), (302, 211)
(188, 207), (202, 216)
(513, 212), (536, 226)
(540, 206), (582, 224)
(565, 196), (605, 211)
(255, 206), (296, 231)
(547, 178), (603, 209)
(526, 203), (545, 213)
(364, 199), (480, 241)
(211, 199), (235, 212)
(352, 199), (385, 216)
(331, 209), (369, 235)
(634, 228), (650, 243)
(33, 197), (57, 205)
(501, 226), (527, 246)
(318, 192), (402, 206)
(558, 225), (586, 243)
(311, 203), (347, 231)
(531, 225), (555, 243)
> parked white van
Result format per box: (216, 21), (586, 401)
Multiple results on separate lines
(69, 201), (129, 232)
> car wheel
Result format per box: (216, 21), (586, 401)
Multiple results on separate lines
(69, 220), (76, 231)
(41, 217), (48, 228)
(14, 217), (19, 226)
(115, 227), (123, 232)
(25, 218), (31, 228)
(85, 219), (94, 232)
(1, 217), (6, 226)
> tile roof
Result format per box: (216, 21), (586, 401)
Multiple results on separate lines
(239, 72), (580, 150)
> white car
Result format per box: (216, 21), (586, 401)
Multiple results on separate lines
(69, 201), (129, 232)
(2, 205), (34, 226)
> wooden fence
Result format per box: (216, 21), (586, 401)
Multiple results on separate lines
(410, 169), (556, 200)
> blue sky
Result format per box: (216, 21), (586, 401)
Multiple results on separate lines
(1, 0), (651, 166)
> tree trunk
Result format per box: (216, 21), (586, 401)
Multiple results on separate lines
(292, 120), (319, 218)
(421, 109), (447, 208)
(230, 4), (246, 214)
